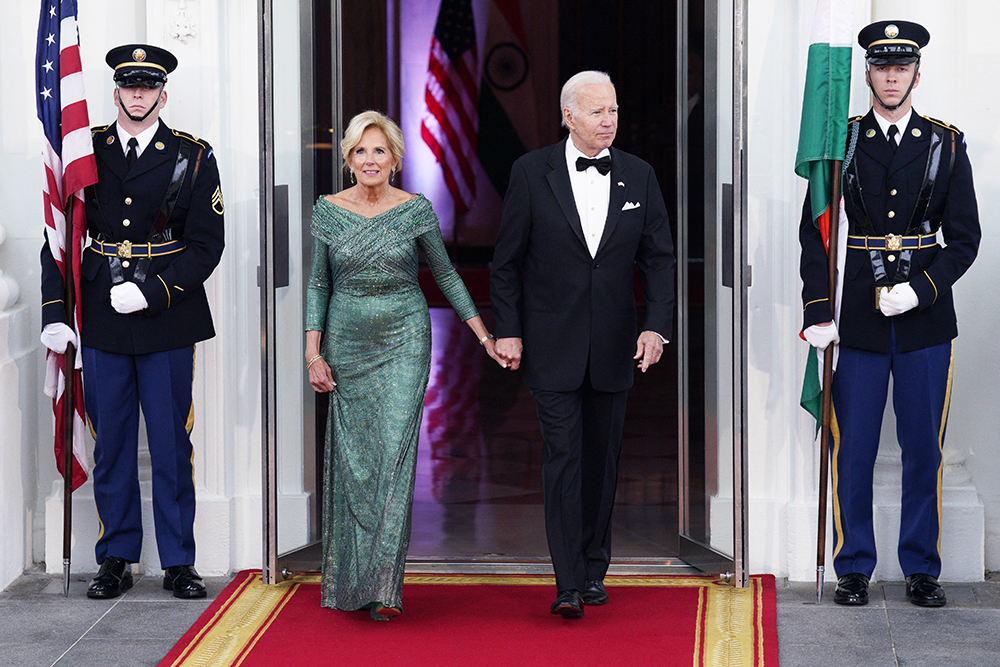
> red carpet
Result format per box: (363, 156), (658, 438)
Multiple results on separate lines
(160, 571), (778, 667)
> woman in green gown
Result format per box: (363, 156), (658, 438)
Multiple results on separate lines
(305, 111), (503, 621)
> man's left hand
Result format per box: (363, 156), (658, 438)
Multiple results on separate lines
(879, 282), (919, 317)
(634, 331), (665, 372)
(110, 282), (148, 314)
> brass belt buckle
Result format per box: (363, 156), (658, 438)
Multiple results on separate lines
(116, 240), (133, 258)
(885, 234), (902, 252)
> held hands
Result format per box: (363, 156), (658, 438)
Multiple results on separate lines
(803, 322), (839, 350)
(634, 331), (665, 372)
(110, 282), (148, 314)
(40, 322), (78, 354)
(481, 337), (508, 369)
(879, 282), (919, 317)
(494, 337), (522, 371)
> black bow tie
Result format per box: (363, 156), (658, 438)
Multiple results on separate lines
(576, 155), (612, 175)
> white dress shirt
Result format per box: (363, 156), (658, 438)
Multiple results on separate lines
(565, 140), (611, 258)
(873, 107), (913, 147)
(117, 120), (160, 160)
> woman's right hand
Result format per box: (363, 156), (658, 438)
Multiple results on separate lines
(308, 356), (337, 392)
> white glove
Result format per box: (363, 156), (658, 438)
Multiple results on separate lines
(803, 322), (840, 350)
(40, 322), (78, 354)
(110, 282), (148, 314)
(879, 282), (919, 317)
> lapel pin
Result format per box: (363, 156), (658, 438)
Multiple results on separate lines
(865, 129), (876, 138)
(911, 128), (921, 138)
(106, 135), (115, 145)
(155, 141), (165, 150)
(617, 181), (625, 187)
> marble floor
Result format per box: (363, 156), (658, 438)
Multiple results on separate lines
(406, 308), (681, 563)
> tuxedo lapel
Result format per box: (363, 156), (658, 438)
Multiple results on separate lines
(546, 139), (588, 249)
(596, 148), (628, 256)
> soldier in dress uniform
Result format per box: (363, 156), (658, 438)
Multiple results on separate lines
(799, 21), (980, 607)
(39, 44), (225, 599)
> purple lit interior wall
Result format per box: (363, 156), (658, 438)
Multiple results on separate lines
(397, 0), (561, 248)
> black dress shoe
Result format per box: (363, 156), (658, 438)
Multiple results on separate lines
(906, 573), (946, 607)
(87, 557), (133, 599)
(833, 573), (869, 605)
(582, 579), (609, 606)
(163, 565), (207, 599)
(550, 590), (584, 618)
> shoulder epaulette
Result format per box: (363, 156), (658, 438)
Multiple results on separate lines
(91, 124), (111, 134)
(924, 116), (961, 134)
(171, 129), (207, 149)
(848, 115), (863, 124)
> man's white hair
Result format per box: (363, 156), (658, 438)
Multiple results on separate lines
(560, 70), (614, 128)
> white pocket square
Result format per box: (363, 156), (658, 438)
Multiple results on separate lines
(622, 201), (641, 211)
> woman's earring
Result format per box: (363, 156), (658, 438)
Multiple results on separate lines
(390, 168), (396, 183)
(350, 171), (356, 185)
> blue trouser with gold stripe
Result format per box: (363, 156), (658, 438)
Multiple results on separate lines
(82, 345), (197, 569)
(831, 326), (952, 579)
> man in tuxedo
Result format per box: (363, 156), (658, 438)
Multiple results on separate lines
(40, 44), (225, 600)
(799, 21), (980, 607)
(490, 70), (675, 618)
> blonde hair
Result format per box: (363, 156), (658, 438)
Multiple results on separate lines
(560, 71), (614, 128)
(341, 110), (406, 173)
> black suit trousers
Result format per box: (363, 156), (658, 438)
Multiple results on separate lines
(530, 374), (628, 593)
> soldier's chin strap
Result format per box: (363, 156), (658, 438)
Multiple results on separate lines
(867, 60), (920, 112)
(116, 89), (163, 123)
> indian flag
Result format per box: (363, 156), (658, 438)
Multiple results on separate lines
(794, 0), (853, 427)
(477, 0), (539, 197)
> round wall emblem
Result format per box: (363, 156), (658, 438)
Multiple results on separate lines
(132, 48), (147, 62)
(884, 24), (899, 39)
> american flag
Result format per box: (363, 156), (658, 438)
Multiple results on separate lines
(421, 0), (479, 215)
(36, 0), (97, 491)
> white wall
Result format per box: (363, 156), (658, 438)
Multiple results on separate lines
(0, 0), (264, 580)
(746, 0), (1000, 580)
(3, 0), (997, 586)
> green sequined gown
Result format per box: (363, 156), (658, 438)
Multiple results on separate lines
(306, 194), (478, 611)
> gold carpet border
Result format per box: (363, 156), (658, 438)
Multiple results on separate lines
(167, 572), (299, 667)
(699, 575), (766, 667)
(286, 573), (729, 587)
(169, 573), (769, 667)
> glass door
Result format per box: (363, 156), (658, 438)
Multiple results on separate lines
(677, 0), (749, 587)
(260, 0), (326, 584)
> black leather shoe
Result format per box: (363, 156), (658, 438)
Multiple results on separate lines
(87, 557), (133, 599)
(163, 565), (207, 599)
(906, 573), (946, 607)
(550, 590), (584, 618)
(582, 579), (609, 606)
(833, 573), (869, 605)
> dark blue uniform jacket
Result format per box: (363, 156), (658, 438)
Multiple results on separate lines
(41, 120), (224, 355)
(800, 109), (980, 354)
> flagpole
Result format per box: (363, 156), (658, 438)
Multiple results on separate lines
(61, 194), (77, 597)
(816, 159), (843, 602)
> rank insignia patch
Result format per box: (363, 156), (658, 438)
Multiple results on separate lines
(212, 186), (225, 215)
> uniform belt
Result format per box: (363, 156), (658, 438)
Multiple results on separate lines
(89, 239), (185, 259)
(846, 234), (938, 252)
